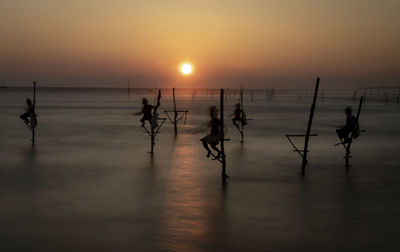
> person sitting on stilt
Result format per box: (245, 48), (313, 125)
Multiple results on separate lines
(20, 98), (34, 126)
(232, 103), (247, 129)
(336, 106), (356, 143)
(135, 98), (155, 127)
(201, 106), (222, 159)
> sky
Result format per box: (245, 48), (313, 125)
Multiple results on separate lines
(1, 0), (399, 88)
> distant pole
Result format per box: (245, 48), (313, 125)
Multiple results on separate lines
(301, 77), (320, 174)
(173, 88), (178, 135)
(345, 96), (363, 169)
(220, 89), (228, 179)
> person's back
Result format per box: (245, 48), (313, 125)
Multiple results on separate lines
(209, 117), (221, 136)
(142, 104), (153, 119)
(25, 103), (34, 114)
(345, 114), (356, 131)
(234, 107), (241, 119)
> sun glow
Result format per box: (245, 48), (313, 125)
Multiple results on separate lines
(180, 63), (193, 75)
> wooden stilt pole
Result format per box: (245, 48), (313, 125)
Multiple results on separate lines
(32, 81), (36, 145)
(345, 96), (363, 169)
(173, 88), (178, 135)
(220, 89), (228, 179)
(240, 85), (244, 143)
(150, 126), (154, 154)
(301, 77), (320, 175)
(149, 89), (162, 154)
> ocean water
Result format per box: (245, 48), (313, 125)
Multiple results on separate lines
(1, 87), (400, 251)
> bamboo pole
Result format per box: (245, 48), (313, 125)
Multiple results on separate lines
(240, 85), (244, 143)
(345, 96), (363, 169)
(301, 77), (320, 174)
(220, 89), (228, 179)
(173, 88), (178, 135)
(150, 127), (154, 154)
(32, 81), (36, 145)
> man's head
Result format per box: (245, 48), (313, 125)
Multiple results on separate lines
(345, 106), (352, 116)
(234, 103), (240, 108)
(26, 98), (32, 105)
(142, 98), (148, 105)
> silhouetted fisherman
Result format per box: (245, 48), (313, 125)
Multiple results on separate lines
(201, 106), (222, 159)
(336, 106), (357, 143)
(231, 103), (247, 129)
(20, 98), (34, 126)
(136, 98), (155, 127)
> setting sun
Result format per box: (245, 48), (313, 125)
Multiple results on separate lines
(180, 63), (193, 75)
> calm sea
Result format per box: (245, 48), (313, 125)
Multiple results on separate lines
(1, 86), (399, 251)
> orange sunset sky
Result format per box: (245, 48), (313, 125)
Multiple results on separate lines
(1, 0), (399, 88)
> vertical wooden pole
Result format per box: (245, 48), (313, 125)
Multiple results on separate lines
(153, 80), (156, 106)
(301, 77), (320, 174)
(345, 96), (363, 169)
(151, 124), (154, 154)
(220, 89), (228, 179)
(32, 81), (36, 144)
(173, 88), (178, 135)
(240, 85), (244, 143)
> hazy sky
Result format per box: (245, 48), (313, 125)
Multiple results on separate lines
(1, 0), (399, 88)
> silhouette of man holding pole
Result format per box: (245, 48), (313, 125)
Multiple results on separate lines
(135, 96), (160, 128)
(231, 103), (247, 129)
(200, 106), (222, 159)
(20, 98), (35, 126)
(336, 106), (357, 143)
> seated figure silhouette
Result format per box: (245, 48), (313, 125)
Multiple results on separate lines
(201, 106), (222, 159)
(135, 91), (162, 129)
(135, 98), (155, 127)
(231, 103), (247, 129)
(336, 106), (356, 143)
(20, 98), (34, 126)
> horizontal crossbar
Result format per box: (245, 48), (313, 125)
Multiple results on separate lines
(286, 134), (318, 137)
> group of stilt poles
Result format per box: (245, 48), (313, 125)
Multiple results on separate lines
(287, 78), (365, 173)
(286, 77), (320, 175)
(164, 88), (189, 136)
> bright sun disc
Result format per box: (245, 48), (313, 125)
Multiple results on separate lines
(181, 63), (192, 75)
